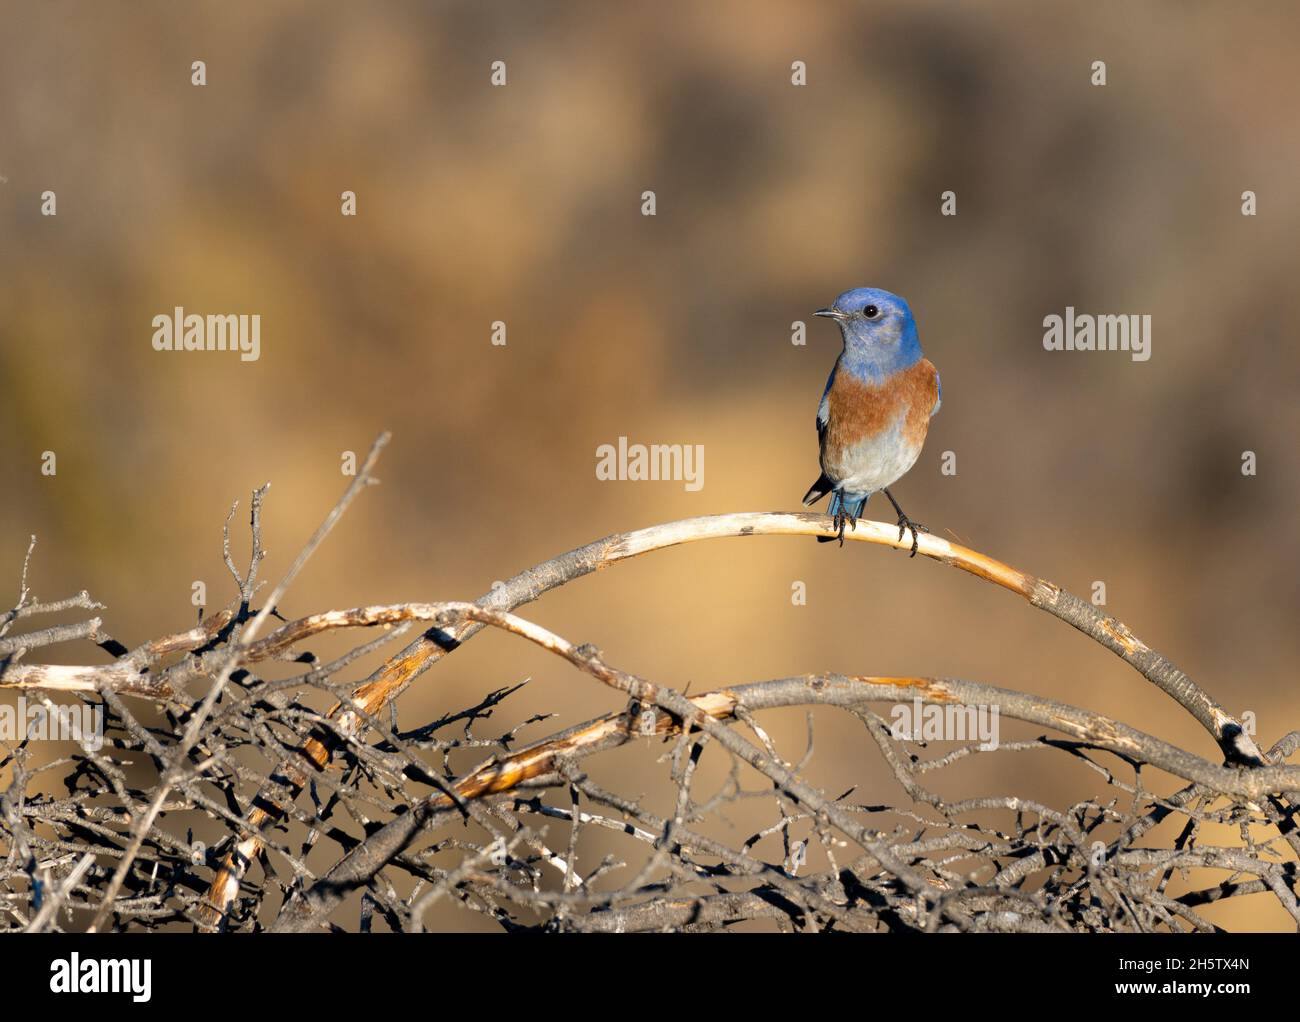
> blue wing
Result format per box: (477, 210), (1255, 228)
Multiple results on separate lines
(816, 363), (837, 446)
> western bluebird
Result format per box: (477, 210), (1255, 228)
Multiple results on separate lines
(801, 287), (941, 554)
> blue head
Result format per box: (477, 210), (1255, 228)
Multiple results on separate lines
(814, 287), (922, 383)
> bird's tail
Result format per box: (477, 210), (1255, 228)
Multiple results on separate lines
(801, 473), (833, 507)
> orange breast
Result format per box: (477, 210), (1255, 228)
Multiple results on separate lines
(825, 358), (938, 453)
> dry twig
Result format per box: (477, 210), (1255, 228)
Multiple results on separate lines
(1, 436), (1293, 933)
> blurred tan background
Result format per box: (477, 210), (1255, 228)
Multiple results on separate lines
(1, 0), (1298, 930)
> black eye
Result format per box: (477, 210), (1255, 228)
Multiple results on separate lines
(863, 305), (879, 319)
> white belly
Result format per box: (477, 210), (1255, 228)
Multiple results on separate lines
(822, 412), (922, 494)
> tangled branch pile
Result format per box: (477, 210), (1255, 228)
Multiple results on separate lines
(2, 435), (1297, 932)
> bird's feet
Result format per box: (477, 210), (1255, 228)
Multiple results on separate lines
(882, 488), (928, 558)
(895, 514), (928, 557)
(831, 508), (859, 547)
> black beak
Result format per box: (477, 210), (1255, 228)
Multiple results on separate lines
(814, 307), (846, 320)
